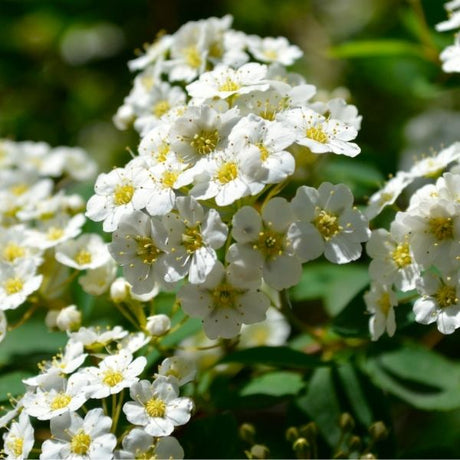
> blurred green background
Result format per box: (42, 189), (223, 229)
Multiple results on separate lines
(1, 0), (460, 457)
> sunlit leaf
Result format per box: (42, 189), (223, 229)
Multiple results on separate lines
(329, 40), (425, 59)
(241, 371), (304, 397)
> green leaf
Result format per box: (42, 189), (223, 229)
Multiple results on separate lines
(291, 263), (370, 317)
(0, 371), (32, 401)
(220, 346), (323, 369)
(296, 367), (342, 446)
(337, 362), (373, 426)
(329, 40), (425, 59)
(241, 371), (304, 397)
(360, 343), (460, 410)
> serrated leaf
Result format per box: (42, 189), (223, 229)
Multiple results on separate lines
(220, 346), (323, 369)
(329, 40), (424, 59)
(360, 344), (460, 410)
(241, 371), (304, 397)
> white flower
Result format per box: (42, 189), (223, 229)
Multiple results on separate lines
(2, 411), (34, 460)
(407, 142), (460, 178)
(280, 107), (360, 157)
(0, 225), (43, 266)
(156, 356), (196, 386)
(146, 314), (171, 337)
(78, 257), (117, 296)
(40, 408), (117, 459)
(83, 350), (146, 399)
(364, 283), (398, 341)
(123, 377), (193, 437)
(118, 332), (150, 354)
(291, 183), (370, 264)
(440, 37), (460, 73)
(55, 233), (110, 270)
(55, 305), (82, 332)
(247, 35), (303, 65)
(86, 162), (150, 232)
(413, 272), (460, 334)
(138, 124), (178, 165)
(178, 261), (269, 339)
(163, 197), (228, 284)
(0, 310), (6, 344)
(239, 306), (290, 348)
(108, 210), (170, 294)
(22, 373), (89, 420)
(186, 63), (269, 100)
(116, 430), (184, 460)
(68, 325), (128, 350)
(227, 198), (311, 290)
(0, 260), (42, 311)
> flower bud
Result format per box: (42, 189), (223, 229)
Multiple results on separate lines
(293, 437), (310, 459)
(286, 426), (299, 442)
(146, 314), (171, 337)
(110, 277), (130, 303)
(248, 444), (269, 459)
(45, 309), (59, 329)
(239, 423), (256, 444)
(348, 435), (361, 451)
(368, 421), (388, 441)
(339, 412), (355, 432)
(299, 422), (317, 440)
(56, 305), (81, 331)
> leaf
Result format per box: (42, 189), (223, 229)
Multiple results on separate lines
(241, 371), (304, 397)
(329, 40), (425, 59)
(220, 346), (323, 369)
(291, 263), (370, 317)
(337, 362), (373, 426)
(360, 343), (460, 410)
(0, 371), (32, 401)
(296, 367), (342, 446)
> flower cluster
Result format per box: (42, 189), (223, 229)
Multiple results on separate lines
(0, 139), (109, 342)
(436, 0), (460, 72)
(1, 325), (193, 459)
(86, 16), (370, 341)
(365, 142), (460, 339)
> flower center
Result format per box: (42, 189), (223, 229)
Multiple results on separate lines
(314, 210), (341, 240)
(391, 243), (411, 268)
(377, 292), (392, 316)
(306, 126), (328, 144)
(134, 235), (162, 264)
(428, 216), (454, 240)
(263, 49), (278, 60)
(190, 130), (220, 156)
(184, 46), (202, 68)
(216, 162), (238, 184)
(254, 228), (285, 260)
(47, 226), (64, 241)
(50, 393), (72, 410)
(256, 143), (270, 161)
(145, 397), (166, 418)
(102, 369), (124, 387)
(182, 226), (203, 253)
(212, 283), (238, 308)
(161, 170), (179, 189)
(4, 277), (23, 295)
(74, 249), (92, 266)
(2, 242), (25, 262)
(10, 184), (28, 196)
(113, 184), (134, 206)
(218, 77), (240, 93)
(435, 284), (457, 308)
(153, 100), (170, 118)
(70, 430), (91, 455)
(157, 142), (170, 163)
(7, 436), (23, 457)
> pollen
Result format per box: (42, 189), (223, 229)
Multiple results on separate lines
(157, 142), (170, 163)
(113, 183), (134, 206)
(153, 100), (171, 118)
(314, 210), (341, 240)
(161, 170), (179, 188)
(50, 393), (72, 410)
(47, 226), (64, 241)
(435, 284), (458, 308)
(6, 436), (23, 457)
(10, 183), (29, 196)
(428, 216), (454, 240)
(70, 430), (92, 455)
(2, 242), (25, 262)
(182, 226), (203, 253)
(102, 369), (124, 387)
(216, 162), (238, 184)
(190, 130), (220, 156)
(263, 49), (278, 60)
(391, 242), (411, 268)
(377, 292), (392, 316)
(74, 249), (92, 266)
(256, 143), (270, 161)
(4, 277), (23, 295)
(218, 77), (240, 92)
(145, 397), (167, 418)
(184, 46), (202, 68)
(134, 235), (161, 264)
(254, 229), (285, 260)
(212, 284), (237, 308)
(306, 126), (328, 144)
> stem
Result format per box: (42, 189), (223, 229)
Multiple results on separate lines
(114, 302), (140, 329)
(8, 304), (39, 330)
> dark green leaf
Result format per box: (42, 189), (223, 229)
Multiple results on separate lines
(0, 371), (32, 401)
(241, 371), (304, 397)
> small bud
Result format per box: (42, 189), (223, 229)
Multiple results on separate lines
(146, 314), (171, 336)
(360, 454), (376, 459)
(348, 435), (361, 451)
(286, 426), (299, 442)
(239, 423), (256, 444)
(333, 450), (348, 459)
(110, 277), (130, 303)
(368, 421), (388, 441)
(249, 444), (269, 459)
(56, 305), (81, 332)
(293, 437), (310, 459)
(339, 412), (355, 432)
(299, 422), (318, 440)
(45, 309), (59, 329)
